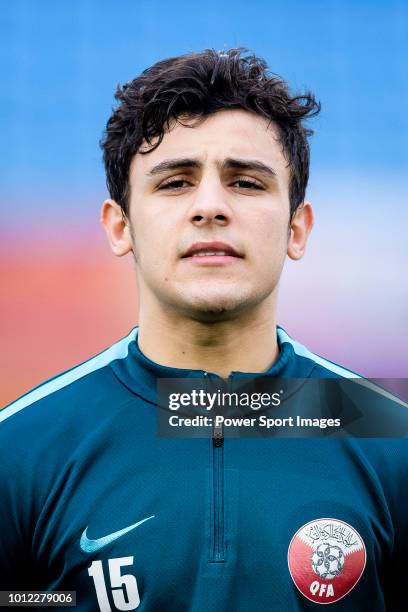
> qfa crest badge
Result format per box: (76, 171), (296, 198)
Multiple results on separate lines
(288, 518), (366, 604)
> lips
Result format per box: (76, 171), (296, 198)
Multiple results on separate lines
(181, 241), (243, 259)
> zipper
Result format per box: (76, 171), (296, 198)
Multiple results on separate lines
(208, 372), (226, 562)
(212, 420), (225, 561)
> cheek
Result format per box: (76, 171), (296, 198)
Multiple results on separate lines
(253, 213), (289, 259)
(131, 216), (176, 274)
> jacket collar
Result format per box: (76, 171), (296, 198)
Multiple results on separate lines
(110, 325), (314, 404)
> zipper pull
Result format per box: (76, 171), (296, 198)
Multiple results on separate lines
(212, 421), (224, 447)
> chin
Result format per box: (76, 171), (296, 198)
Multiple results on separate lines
(176, 288), (257, 321)
(155, 279), (276, 322)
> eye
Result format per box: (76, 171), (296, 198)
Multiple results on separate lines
(231, 177), (264, 190)
(157, 178), (192, 190)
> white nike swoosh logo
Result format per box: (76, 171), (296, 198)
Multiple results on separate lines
(80, 515), (155, 553)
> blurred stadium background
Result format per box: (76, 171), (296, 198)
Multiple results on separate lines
(1, 0), (407, 407)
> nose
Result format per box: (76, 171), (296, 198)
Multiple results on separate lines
(188, 176), (232, 228)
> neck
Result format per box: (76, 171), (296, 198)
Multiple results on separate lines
(137, 296), (279, 378)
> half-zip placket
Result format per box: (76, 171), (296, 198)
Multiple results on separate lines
(212, 417), (224, 562)
(206, 371), (226, 563)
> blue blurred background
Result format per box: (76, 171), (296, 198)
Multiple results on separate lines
(1, 0), (407, 405)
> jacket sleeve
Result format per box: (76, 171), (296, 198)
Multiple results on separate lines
(0, 419), (37, 590)
(383, 440), (408, 611)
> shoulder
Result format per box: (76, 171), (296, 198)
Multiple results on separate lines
(277, 326), (408, 436)
(277, 326), (361, 379)
(0, 328), (138, 434)
(0, 328), (140, 515)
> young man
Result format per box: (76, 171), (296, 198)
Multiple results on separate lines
(0, 49), (407, 611)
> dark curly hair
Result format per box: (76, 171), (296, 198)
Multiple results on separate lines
(101, 48), (320, 218)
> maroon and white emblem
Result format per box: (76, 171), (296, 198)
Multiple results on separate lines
(288, 518), (366, 604)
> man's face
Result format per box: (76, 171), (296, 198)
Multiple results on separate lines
(126, 109), (294, 320)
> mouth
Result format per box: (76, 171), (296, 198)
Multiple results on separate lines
(181, 241), (244, 266)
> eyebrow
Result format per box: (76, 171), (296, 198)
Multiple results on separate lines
(222, 158), (277, 178)
(146, 157), (277, 178)
(147, 158), (200, 176)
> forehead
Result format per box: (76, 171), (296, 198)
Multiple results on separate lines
(130, 109), (289, 179)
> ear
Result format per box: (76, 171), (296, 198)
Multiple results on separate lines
(287, 201), (314, 260)
(101, 199), (133, 257)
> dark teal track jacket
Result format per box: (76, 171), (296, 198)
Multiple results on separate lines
(0, 327), (407, 611)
